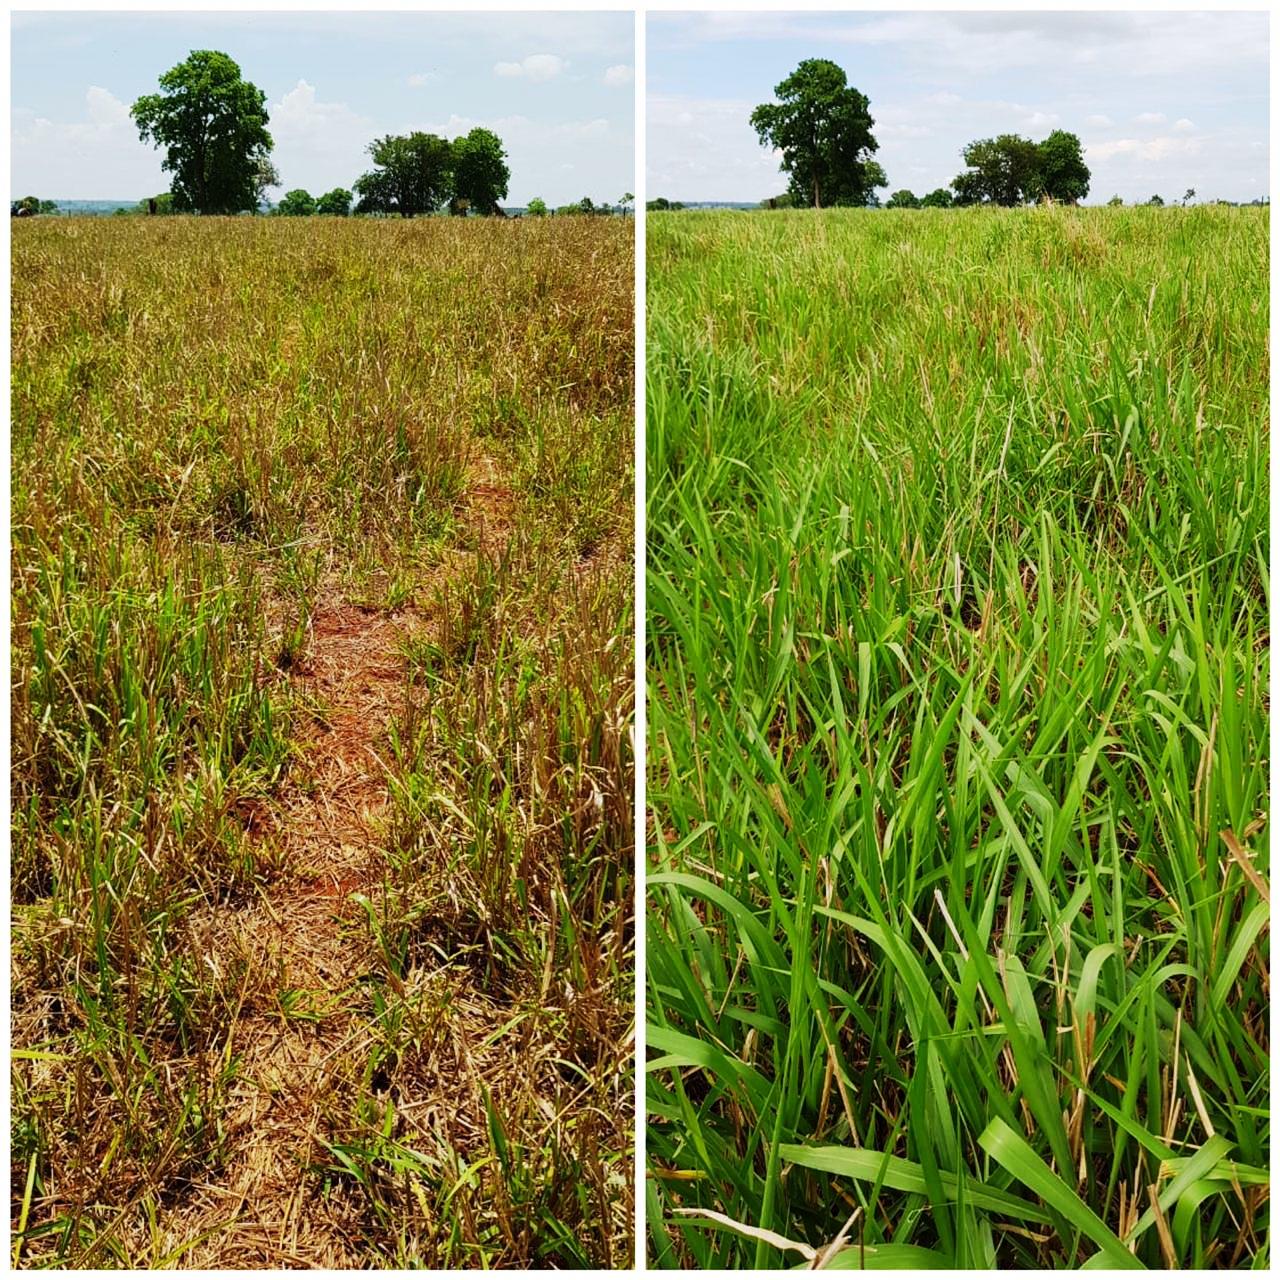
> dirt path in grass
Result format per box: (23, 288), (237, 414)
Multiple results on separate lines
(170, 602), (417, 1266)
(160, 463), (518, 1268)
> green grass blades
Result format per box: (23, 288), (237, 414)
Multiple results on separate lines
(645, 205), (1268, 1268)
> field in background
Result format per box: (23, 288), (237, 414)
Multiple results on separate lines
(646, 207), (1268, 1268)
(12, 216), (633, 1268)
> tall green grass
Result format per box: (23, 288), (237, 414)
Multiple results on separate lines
(646, 206), (1268, 1269)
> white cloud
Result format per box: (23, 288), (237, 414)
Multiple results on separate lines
(603, 64), (634, 87)
(522, 53), (566, 81)
(407, 72), (436, 88)
(493, 53), (566, 83)
(85, 84), (129, 126)
(1174, 117), (1195, 132)
(647, 93), (787, 199)
(421, 111), (610, 145)
(11, 85), (162, 198)
(1086, 113), (1113, 127)
(271, 79), (370, 142)
(878, 121), (933, 140)
(654, 10), (1267, 83)
(1134, 111), (1167, 125)
(1086, 134), (1201, 163)
(405, 110), (627, 204)
(15, 84), (132, 148)
(267, 80), (374, 190)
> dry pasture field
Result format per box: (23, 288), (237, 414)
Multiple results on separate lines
(12, 215), (634, 1269)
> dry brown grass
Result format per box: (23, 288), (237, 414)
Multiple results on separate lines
(12, 214), (633, 1268)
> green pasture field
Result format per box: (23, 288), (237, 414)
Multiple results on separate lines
(646, 206), (1268, 1269)
(12, 215), (633, 1268)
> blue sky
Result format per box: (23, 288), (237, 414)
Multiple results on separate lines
(12, 11), (634, 205)
(648, 11), (1269, 204)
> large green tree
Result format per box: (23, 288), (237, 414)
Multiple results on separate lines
(1037, 130), (1090, 203)
(451, 127), (510, 215)
(951, 134), (1043, 206)
(353, 132), (453, 217)
(750, 59), (880, 208)
(131, 50), (273, 214)
(950, 130), (1091, 206)
(886, 188), (920, 209)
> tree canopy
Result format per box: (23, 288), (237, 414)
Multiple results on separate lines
(275, 188), (316, 217)
(1037, 130), (1090, 202)
(131, 50), (273, 214)
(952, 134), (1043, 206)
(351, 130), (514, 217)
(315, 187), (352, 216)
(750, 59), (880, 208)
(451, 128), (509, 215)
(951, 130), (1090, 206)
(886, 188), (921, 209)
(353, 132), (454, 217)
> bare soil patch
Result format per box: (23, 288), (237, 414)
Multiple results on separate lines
(142, 601), (421, 1266)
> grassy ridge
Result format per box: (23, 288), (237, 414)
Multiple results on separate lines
(12, 216), (633, 1267)
(645, 207), (1268, 1268)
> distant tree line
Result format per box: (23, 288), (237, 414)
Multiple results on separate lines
(525, 193), (634, 217)
(118, 49), (623, 220)
(746, 57), (1232, 213)
(275, 187), (354, 217)
(126, 52), (514, 217)
(949, 131), (1090, 205)
(873, 131), (1089, 209)
(347, 128), (510, 217)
